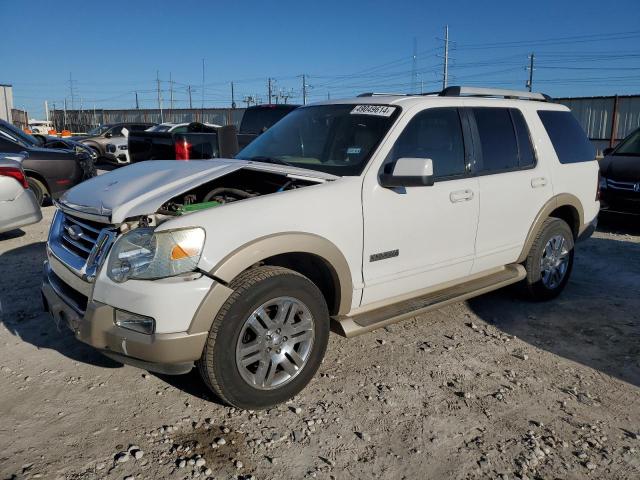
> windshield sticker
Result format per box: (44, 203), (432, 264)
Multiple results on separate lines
(347, 147), (362, 155)
(350, 105), (396, 117)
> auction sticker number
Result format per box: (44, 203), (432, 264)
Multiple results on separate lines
(350, 105), (396, 117)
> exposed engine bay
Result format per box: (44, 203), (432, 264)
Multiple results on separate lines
(157, 168), (320, 216)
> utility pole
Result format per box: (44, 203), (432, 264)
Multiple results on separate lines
(411, 37), (418, 94)
(63, 98), (67, 129)
(231, 82), (236, 108)
(442, 25), (449, 89)
(201, 58), (205, 118)
(169, 72), (174, 111)
(302, 74), (307, 105)
(135, 91), (139, 109)
(69, 72), (75, 110)
(44, 100), (49, 122)
(526, 52), (535, 92)
(187, 85), (193, 109)
(156, 70), (164, 122)
(268, 78), (273, 104)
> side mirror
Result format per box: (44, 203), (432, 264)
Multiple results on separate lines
(105, 132), (112, 138)
(379, 158), (434, 188)
(602, 147), (614, 156)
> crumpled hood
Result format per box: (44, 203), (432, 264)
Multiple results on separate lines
(58, 159), (337, 223)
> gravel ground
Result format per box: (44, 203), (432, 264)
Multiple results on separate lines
(1, 207), (639, 480)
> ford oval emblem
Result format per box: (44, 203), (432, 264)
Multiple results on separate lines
(65, 224), (83, 241)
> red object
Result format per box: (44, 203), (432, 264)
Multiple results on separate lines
(0, 166), (29, 189)
(175, 138), (192, 160)
(55, 179), (71, 185)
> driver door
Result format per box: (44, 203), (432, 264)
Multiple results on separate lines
(361, 107), (480, 306)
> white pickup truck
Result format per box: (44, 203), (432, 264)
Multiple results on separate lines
(42, 87), (599, 409)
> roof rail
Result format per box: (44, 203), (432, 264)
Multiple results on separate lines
(440, 86), (551, 102)
(357, 92), (411, 97)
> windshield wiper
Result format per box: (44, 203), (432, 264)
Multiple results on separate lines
(245, 156), (295, 167)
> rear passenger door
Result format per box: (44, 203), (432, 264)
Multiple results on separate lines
(470, 107), (552, 273)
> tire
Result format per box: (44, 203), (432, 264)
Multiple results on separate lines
(522, 217), (575, 301)
(198, 266), (330, 409)
(27, 176), (48, 206)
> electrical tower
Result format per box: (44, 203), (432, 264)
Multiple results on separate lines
(442, 25), (449, 89)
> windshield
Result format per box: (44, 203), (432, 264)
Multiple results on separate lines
(87, 125), (111, 136)
(147, 124), (175, 132)
(614, 129), (640, 157)
(236, 104), (399, 176)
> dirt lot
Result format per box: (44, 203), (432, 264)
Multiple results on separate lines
(1, 207), (639, 480)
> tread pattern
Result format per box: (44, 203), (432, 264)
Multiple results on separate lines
(197, 266), (313, 407)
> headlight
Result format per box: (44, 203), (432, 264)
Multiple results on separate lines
(107, 227), (205, 283)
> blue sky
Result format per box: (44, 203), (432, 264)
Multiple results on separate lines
(2, 0), (640, 118)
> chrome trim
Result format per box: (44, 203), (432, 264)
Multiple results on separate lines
(47, 254), (92, 297)
(48, 209), (118, 282)
(606, 179), (640, 192)
(54, 200), (113, 224)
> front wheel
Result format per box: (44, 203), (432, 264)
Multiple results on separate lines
(198, 266), (330, 409)
(522, 217), (574, 301)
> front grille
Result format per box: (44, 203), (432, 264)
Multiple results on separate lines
(60, 214), (104, 260)
(47, 268), (88, 313)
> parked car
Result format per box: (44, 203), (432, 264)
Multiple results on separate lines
(74, 123), (156, 159)
(0, 121), (96, 204)
(0, 154), (42, 234)
(42, 86), (598, 410)
(128, 122), (239, 163)
(28, 120), (53, 135)
(106, 123), (222, 165)
(600, 127), (640, 215)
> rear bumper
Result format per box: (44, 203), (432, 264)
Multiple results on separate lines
(42, 261), (207, 375)
(0, 188), (42, 234)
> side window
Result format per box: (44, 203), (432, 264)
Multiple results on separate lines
(537, 110), (595, 164)
(387, 107), (466, 178)
(472, 107), (519, 173)
(171, 126), (188, 134)
(109, 126), (123, 137)
(510, 109), (536, 168)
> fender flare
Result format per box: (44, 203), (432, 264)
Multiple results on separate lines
(188, 233), (354, 334)
(516, 193), (584, 264)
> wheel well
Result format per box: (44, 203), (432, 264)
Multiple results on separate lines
(23, 170), (50, 194)
(549, 205), (579, 238)
(260, 252), (341, 316)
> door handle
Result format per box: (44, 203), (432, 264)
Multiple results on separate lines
(531, 177), (547, 188)
(450, 189), (474, 203)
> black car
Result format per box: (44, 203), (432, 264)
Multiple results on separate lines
(0, 121), (96, 205)
(73, 122), (156, 159)
(600, 128), (640, 215)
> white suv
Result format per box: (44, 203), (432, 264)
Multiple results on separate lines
(42, 87), (599, 409)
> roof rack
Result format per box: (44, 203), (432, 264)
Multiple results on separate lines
(439, 86), (551, 102)
(357, 92), (411, 97)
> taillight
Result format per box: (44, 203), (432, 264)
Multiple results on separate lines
(0, 166), (29, 189)
(175, 139), (192, 160)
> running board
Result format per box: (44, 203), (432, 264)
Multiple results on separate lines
(333, 264), (526, 338)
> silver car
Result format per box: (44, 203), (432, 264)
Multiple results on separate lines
(0, 154), (42, 234)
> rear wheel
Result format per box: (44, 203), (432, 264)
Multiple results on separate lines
(522, 217), (574, 300)
(26, 176), (48, 206)
(198, 266), (330, 409)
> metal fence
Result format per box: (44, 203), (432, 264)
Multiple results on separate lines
(49, 108), (247, 133)
(556, 95), (640, 155)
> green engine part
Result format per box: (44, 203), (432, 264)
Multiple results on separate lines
(177, 200), (222, 214)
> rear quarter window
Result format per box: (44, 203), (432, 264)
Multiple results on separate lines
(537, 110), (595, 164)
